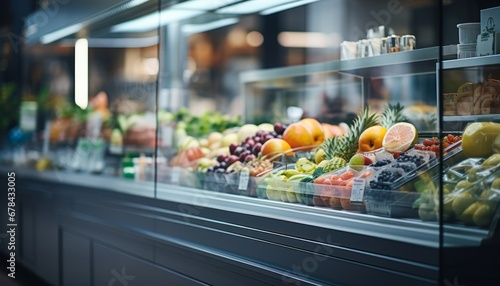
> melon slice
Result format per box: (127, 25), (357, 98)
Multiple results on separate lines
(382, 122), (418, 152)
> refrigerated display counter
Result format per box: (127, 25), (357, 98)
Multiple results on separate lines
(1, 0), (500, 285)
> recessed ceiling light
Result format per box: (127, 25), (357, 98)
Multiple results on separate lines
(111, 9), (203, 33)
(40, 23), (84, 44)
(182, 18), (239, 34)
(217, 0), (295, 14)
(260, 0), (319, 15)
(173, 0), (241, 10)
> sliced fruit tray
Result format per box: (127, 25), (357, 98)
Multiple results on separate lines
(309, 166), (371, 212)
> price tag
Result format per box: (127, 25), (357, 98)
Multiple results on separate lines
(238, 169), (250, 191)
(350, 178), (366, 203)
(171, 167), (181, 184)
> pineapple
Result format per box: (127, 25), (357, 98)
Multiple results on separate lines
(318, 107), (379, 172)
(381, 103), (406, 130)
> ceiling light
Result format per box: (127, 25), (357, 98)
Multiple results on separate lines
(182, 18), (239, 34)
(173, 0), (241, 10)
(40, 23), (84, 44)
(75, 39), (88, 110)
(260, 0), (319, 15)
(217, 0), (295, 14)
(60, 36), (159, 48)
(38, 0), (150, 44)
(278, 32), (334, 48)
(246, 31), (264, 47)
(111, 9), (204, 33)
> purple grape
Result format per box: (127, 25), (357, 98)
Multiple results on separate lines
(216, 155), (227, 163)
(242, 143), (251, 150)
(256, 130), (266, 137)
(274, 123), (285, 134)
(245, 154), (256, 163)
(229, 143), (238, 154)
(239, 150), (251, 162)
(227, 155), (239, 165)
(247, 139), (255, 148)
(252, 143), (262, 155)
(233, 146), (244, 156)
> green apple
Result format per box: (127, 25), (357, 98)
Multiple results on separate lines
(349, 154), (373, 166)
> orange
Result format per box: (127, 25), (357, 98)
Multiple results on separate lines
(283, 122), (315, 148)
(322, 123), (344, 139)
(382, 122), (418, 152)
(299, 118), (325, 145)
(261, 138), (294, 160)
(358, 126), (387, 152)
(323, 123), (344, 137)
(322, 124), (335, 139)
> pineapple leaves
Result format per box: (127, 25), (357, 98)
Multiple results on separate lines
(381, 103), (406, 130)
(318, 104), (405, 163)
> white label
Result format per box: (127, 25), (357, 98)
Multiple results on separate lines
(20, 102), (37, 132)
(171, 167), (181, 184)
(477, 31), (495, 56)
(350, 178), (366, 203)
(238, 169), (250, 191)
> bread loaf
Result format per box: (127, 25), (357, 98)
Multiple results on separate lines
(473, 79), (500, 115)
(443, 93), (457, 115)
(456, 82), (475, 116)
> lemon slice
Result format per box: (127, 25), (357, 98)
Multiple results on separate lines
(382, 122), (418, 152)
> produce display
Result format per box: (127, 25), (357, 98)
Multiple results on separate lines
(414, 135), (461, 156)
(62, 100), (496, 231)
(151, 104), (499, 229)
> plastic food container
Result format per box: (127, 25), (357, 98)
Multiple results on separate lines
(457, 43), (477, 59)
(312, 166), (369, 211)
(457, 23), (480, 44)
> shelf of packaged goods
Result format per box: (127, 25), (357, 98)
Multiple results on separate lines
(240, 47), (441, 84)
(442, 54), (500, 70)
(442, 114), (500, 122)
(338, 47), (440, 78)
(4, 165), (489, 249)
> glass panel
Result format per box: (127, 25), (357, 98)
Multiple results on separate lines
(152, 1), (451, 279)
(2, 0), (161, 198)
(440, 1), (500, 284)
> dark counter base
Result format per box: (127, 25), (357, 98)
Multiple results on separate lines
(1, 170), (497, 285)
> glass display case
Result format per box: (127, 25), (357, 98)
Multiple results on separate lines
(1, 0), (500, 285)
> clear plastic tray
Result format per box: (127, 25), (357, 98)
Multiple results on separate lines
(312, 166), (370, 211)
